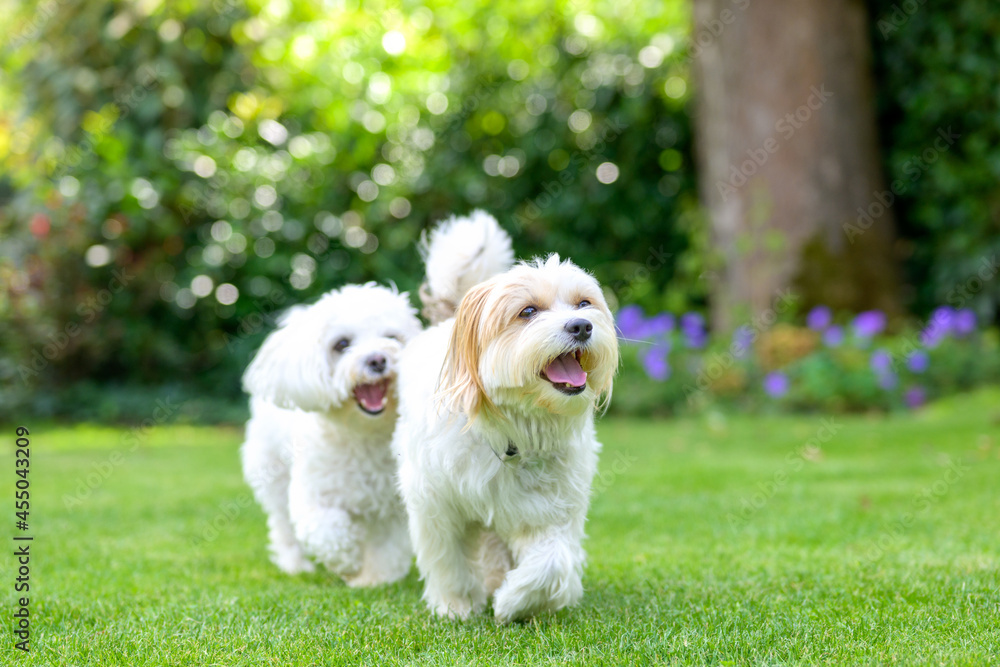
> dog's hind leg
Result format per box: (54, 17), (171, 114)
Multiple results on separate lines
(476, 529), (513, 598)
(343, 513), (412, 588)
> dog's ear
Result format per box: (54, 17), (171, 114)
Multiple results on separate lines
(594, 306), (620, 414)
(242, 311), (333, 412)
(439, 281), (495, 421)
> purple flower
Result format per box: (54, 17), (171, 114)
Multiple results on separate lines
(616, 305), (648, 340)
(907, 350), (929, 373)
(953, 309), (976, 337)
(877, 371), (898, 390)
(806, 306), (832, 331)
(641, 344), (670, 381)
(920, 306), (955, 347)
(853, 310), (887, 338)
(904, 386), (926, 409)
(646, 312), (675, 337)
(680, 312), (707, 349)
(732, 326), (754, 359)
(931, 306), (955, 331)
(919, 328), (943, 348)
(762, 372), (789, 398)
(684, 330), (708, 349)
(823, 325), (844, 347)
(870, 349), (893, 373)
(680, 312), (705, 333)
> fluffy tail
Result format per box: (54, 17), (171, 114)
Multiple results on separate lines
(418, 210), (514, 324)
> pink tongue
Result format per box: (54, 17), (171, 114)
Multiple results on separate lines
(543, 353), (587, 387)
(354, 382), (388, 411)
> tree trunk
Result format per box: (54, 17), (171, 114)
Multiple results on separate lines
(691, 0), (902, 331)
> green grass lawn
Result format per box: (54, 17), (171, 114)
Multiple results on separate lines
(14, 388), (1000, 665)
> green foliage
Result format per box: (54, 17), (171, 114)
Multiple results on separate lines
(1, 0), (256, 407)
(24, 395), (1000, 663)
(870, 0), (1000, 321)
(0, 0), (699, 413)
(6, 0), (999, 417)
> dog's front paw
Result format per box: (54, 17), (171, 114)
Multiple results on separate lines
(493, 586), (559, 624)
(428, 594), (484, 621)
(342, 563), (408, 588)
(492, 558), (583, 623)
(271, 547), (316, 575)
(492, 586), (534, 624)
(343, 570), (386, 588)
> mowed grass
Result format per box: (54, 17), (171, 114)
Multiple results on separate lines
(16, 388), (1000, 665)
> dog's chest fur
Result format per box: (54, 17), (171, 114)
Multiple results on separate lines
(291, 412), (404, 521)
(442, 416), (599, 534)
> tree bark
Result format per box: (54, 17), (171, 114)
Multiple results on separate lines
(691, 0), (901, 331)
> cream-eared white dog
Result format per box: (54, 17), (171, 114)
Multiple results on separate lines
(241, 283), (421, 586)
(393, 212), (619, 622)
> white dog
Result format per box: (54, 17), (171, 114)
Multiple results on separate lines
(393, 212), (619, 622)
(241, 283), (421, 586)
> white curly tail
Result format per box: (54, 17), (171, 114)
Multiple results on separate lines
(418, 210), (514, 324)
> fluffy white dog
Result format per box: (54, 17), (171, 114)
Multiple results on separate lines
(393, 212), (619, 622)
(241, 283), (421, 586)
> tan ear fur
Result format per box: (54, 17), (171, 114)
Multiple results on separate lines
(439, 282), (496, 421)
(595, 340), (619, 415)
(595, 300), (620, 414)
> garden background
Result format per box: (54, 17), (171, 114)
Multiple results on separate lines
(2, 2), (1000, 664)
(2, 0), (998, 421)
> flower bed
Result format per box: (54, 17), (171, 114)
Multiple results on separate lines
(613, 305), (1000, 416)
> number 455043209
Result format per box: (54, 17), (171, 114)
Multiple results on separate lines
(15, 426), (29, 532)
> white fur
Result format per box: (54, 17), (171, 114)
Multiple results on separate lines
(418, 209), (515, 324)
(393, 214), (619, 622)
(241, 283), (421, 586)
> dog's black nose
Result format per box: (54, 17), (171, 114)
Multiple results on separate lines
(366, 354), (387, 374)
(565, 318), (593, 342)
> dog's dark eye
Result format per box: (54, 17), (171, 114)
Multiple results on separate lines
(386, 333), (403, 342)
(578, 300), (591, 308)
(332, 338), (351, 353)
(519, 306), (538, 319)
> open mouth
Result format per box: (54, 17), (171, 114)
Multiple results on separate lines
(541, 349), (588, 396)
(353, 380), (390, 415)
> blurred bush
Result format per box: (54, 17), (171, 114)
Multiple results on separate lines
(870, 0), (1000, 321)
(3, 0), (999, 422)
(0, 0), (699, 418)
